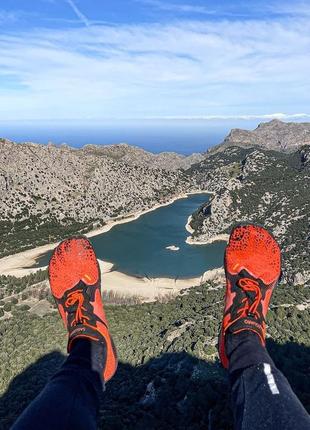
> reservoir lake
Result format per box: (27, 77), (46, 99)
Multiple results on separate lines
(35, 193), (226, 279)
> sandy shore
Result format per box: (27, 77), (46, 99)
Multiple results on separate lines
(0, 255), (224, 302)
(98, 261), (224, 302)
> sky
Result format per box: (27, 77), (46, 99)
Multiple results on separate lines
(0, 0), (310, 122)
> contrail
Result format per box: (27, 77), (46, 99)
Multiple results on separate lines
(66, 0), (90, 27)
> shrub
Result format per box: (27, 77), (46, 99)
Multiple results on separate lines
(3, 302), (12, 312)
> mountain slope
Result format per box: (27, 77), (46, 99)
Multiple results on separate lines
(0, 139), (197, 257)
(186, 145), (310, 285)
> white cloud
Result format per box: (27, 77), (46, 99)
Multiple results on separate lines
(0, 16), (309, 120)
(150, 113), (310, 120)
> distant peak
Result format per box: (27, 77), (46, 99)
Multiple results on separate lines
(270, 118), (284, 123)
(218, 119), (310, 153)
(268, 118), (284, 125)
(256, 119), (284, 129)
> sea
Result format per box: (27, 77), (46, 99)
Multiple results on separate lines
(0, 118), (269, 154)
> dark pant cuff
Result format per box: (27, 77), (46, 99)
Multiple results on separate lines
(226, 331), (274, 382)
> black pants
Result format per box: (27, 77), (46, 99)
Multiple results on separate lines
(11, 335), (310, 430)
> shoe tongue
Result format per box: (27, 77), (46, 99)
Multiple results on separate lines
(68, 324), (106, 352)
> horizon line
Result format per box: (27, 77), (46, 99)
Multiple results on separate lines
(0, 113), (310, 123)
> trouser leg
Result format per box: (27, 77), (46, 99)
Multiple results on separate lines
(11, 339), (105, 430)
(227, 332), (310, 430)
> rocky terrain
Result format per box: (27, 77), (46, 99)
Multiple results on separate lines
(0, 119), (309, 429)
(187, 144), (310, 286)
(83, 143), (204, 170)
(1, 120), (310, 281)
(0, 138), (199, 257)
(211, 119), (310, 153)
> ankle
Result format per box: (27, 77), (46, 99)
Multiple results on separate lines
(226, 330), (261, 357)
(68, 337), (107, 376)
(226, 330), (274, 376)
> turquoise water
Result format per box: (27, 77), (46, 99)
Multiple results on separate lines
(35, 193), (226, 278)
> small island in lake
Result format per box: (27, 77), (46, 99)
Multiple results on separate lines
(165, 245), (180, 251)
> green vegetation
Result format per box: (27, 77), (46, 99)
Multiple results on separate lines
(0, 217), (91, 259)
(189, 203), (210, 236)
(189, 146), (310, 281)
(0, 270), (47, 298)
(226, 161), (242, 178)
(3, 302), (12, 312)
(0, 280), (309, 429)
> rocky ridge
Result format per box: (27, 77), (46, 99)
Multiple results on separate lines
(83, 143), (204, 171)
(211, 119), (310, 153)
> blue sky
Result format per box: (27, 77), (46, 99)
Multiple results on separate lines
(0, 0), (310, 121)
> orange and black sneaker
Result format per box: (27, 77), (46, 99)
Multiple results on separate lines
(218, 224), (281, 369)
(48, 236), (117, 382)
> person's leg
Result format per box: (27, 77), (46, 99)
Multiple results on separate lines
(218, 225), (310, 430)
(226, 331), (310, 430)
(11, 339), (104, 430)
(11, 237), (118, 429)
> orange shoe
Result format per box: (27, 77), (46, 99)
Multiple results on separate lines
(48, 237), (117, 382)
(218, 225), (281, 369)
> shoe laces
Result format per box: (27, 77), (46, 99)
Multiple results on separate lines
(65, 289), (90, 326)
(237, 278), (262, 319)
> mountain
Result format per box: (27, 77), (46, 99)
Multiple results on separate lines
(211, 119), (310, 153)
(1, 121), (310, 279)
(0, 122), (309, 429)
(0, 138), (198, 257)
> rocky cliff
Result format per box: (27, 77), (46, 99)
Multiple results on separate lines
(211, 119), (310, 153)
